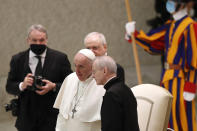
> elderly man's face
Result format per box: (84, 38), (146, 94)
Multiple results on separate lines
(92, 62), (105, 85)
(74, 53), (92, 81)
(85, 42), (107, 56)
(27, 30), (47, 45)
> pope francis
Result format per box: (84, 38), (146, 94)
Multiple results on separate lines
(53, 49), (105, 131)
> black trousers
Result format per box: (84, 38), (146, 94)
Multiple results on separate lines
(17, 113), (57, 131)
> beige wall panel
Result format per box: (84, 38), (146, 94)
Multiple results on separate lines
(0, 0), (160, 83)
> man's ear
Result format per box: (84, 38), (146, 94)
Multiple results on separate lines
(103, 44), (107, 52)
(27, 38), (30, 45)
(103, 67), (108, 74)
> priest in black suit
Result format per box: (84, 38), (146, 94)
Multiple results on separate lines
(6, 24), (72, 131)
(92, 56), (139, 131)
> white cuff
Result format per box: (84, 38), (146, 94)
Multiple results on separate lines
(19, 82), (25, 91)
(125, 34), (131, 40)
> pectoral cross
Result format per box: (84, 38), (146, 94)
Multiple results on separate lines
(72, 107), (77, 118)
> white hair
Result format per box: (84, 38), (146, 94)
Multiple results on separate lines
(84, 32), (107, 45)
(27, 24), (48, 38)
(94, 56), (117, 74)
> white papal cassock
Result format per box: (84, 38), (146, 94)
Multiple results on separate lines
(54, 72), (105, 131)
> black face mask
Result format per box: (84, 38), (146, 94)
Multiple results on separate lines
(30, 44), (46, 55)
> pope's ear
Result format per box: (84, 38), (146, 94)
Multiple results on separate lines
(104, 44), (107, 52)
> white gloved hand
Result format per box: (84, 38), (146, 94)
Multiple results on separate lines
(183, 82), (196, 101)
(183, 92), (196, 101)
(125, 21), (136, 35)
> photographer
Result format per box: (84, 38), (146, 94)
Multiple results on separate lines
(6, 24), (72, 131)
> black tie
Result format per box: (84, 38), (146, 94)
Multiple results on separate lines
(35, 56), (42, 76)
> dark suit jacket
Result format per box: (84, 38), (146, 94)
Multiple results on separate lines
(101, 77), (139, 131)
(6, 47), (72, 131)
(116, 63), (125, 83)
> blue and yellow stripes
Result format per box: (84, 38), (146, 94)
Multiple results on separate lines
(132, 15), (197, 131)
(162, 77), (196, 131)
(187, 24), (197, 69)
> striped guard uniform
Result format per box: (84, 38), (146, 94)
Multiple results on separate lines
(127, 15), (197, 131)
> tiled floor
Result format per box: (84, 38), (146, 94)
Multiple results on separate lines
(0, 107), (16, 131)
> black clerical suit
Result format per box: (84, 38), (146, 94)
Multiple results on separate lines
(101, 77), (139, 131)
(116, 63), (125, 82)
(6, 47), (72, 131)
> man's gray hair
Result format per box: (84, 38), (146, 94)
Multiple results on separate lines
(94, 56), (117, 74)
(84, 32), (107, 45)
(27, 24), (48, 38)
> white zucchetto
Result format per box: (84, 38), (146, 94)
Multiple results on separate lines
(78, 49), (95, 61)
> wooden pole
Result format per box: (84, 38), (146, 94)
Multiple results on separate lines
(125, 0), (142, 84)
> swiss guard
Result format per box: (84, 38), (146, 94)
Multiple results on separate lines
(125, 0), (197, 130)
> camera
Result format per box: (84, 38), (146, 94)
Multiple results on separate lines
(27, 76), (46, 91)
(4, 98), (19, 116)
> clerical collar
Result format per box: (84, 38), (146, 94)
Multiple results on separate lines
(173, 8), (187, 21)
(104, 76), (119, 90)
(104, 76), (116, 86)
(29, 48), (47, 58)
